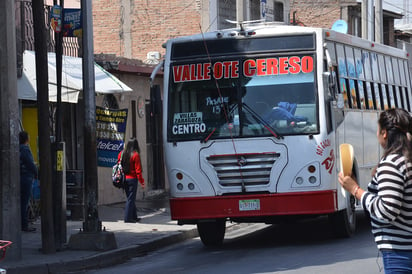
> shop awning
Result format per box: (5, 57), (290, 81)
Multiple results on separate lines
(17, 50), (133, 103)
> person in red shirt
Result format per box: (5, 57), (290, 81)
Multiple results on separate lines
(118, 138), (145, 223)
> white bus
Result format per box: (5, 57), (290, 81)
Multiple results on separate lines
(150, 23), (412, 246)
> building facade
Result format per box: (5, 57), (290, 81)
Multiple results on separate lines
(91, 0), (407, 204)
(16, 0), (406, 206)
(289, 0), (402, 47)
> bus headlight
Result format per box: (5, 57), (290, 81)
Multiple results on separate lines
(177, 183), (184, 190)
(188, 183), (195, 190)
(296, 177), (304, 185)
(309, 176), (317, 184)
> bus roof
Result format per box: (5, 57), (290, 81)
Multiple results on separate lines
(164, 23), (408, 59)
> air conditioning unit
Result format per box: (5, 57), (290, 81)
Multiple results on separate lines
(147, 51), (161, 60)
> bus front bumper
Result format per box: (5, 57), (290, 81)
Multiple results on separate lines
(169, 190), (338, 221)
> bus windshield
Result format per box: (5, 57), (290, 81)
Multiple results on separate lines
(168, 54), (318, 142)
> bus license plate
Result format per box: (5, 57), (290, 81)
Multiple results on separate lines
(239, 199), (260, 211)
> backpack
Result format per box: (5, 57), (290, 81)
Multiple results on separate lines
(112, 152), (125, 188)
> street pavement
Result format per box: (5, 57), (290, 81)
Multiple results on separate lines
(1, 191), (200, 274)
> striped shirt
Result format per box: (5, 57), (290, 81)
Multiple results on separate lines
(361, 154), (412, 251)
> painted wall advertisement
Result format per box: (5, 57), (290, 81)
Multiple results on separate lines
(96, 107), (128, 167)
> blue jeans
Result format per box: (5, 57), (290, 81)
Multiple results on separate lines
(124, 178), (138, 222)
(20, 175), (34, 229)
(381, 250), (412, 273)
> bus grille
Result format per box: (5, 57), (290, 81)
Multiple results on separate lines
(206, 153), (279, 187)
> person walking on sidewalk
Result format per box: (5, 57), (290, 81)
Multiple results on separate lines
(19, 131), (38, 232)
(118, 138), (145, 223)
(339, 108), (412, 273)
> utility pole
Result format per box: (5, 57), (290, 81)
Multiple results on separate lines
(375, 0), (383, 43)
(81, 0), (100, 234)
(68, 0), (117, 250)
(361, 0), (369, 40)
(52, 0), (67, 250)
(237, 0), (246, 24)
(32, 0), (56, 254)
(368, 0), (374, 41)
(0, 0), (21, 261)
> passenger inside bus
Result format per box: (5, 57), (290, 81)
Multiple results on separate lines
(263, 101), (308, 126)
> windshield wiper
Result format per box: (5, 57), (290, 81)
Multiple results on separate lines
(242, 103), (283, 139)
(201, 127), (216, 143)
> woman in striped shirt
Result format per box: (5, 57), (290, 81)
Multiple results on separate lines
(339, 108), (412, 274)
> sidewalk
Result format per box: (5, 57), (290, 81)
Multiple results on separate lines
(1, 191), (199, 274)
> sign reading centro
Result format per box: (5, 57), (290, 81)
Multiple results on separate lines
(173, 56), (314, 83)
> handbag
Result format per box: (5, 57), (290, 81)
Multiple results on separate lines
(112, 151), (125, 188)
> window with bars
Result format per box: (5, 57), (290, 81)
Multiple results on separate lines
(332, 42), (412, 112)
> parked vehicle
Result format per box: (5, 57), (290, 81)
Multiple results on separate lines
(151, 22), (412, 246)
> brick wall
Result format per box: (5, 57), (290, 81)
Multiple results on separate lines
(92, 0), (122, 55)
(290, 0), (358, 29)
(93, 0), (202, 61)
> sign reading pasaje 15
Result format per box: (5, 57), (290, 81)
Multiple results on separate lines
(96, 107), (128, 167)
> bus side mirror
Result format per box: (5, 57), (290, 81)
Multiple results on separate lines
(335, 92), (344, 109)
(329, 71), (344, 109)
(323, 70), (344, 110)
(324, 47), (343, 109)
(323, 71), (337, 96)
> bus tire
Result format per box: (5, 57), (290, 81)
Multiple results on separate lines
(329, 187), (357, 238)
(197, 219), (226, 247)
(330, 158), (358, 237)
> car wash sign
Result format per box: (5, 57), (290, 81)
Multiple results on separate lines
(96, 107), (128, 167)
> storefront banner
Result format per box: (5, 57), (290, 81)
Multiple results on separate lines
(96, 107), (128, 167)
(63, 8), (82, 37)
(51, 5), (62, 33)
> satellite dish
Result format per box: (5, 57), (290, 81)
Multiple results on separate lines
(331, 19), (348, 34)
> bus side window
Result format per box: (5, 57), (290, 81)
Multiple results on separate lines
(392, 85), (399, 108)
(401, 62), (412, 111)
(401, 87), (411, 111)
(358, 80), (368, 109)
(395, 86), (405, 109)
(366, 82), (376, 110)
(339, 78), (350, 108)
(349, 79), (358, 109)
(385, 84), (395, 109)
(379, 84), (389, 110)
(372, 83), (382, 110)
(361, 81), (369, 109)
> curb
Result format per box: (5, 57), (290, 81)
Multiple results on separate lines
(5, 221), (252, 274)
(6, 228), (199, 274)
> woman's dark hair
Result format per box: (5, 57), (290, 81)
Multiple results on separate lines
(121, 138), (140, 174)
(379, 108), (412, 162)
(19, 131), (29, 145)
